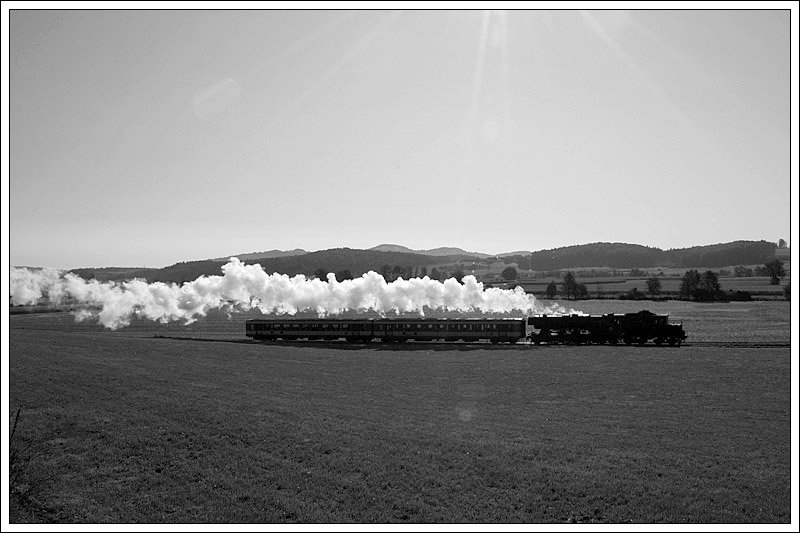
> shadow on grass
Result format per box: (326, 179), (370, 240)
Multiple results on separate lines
(152, 335), (700, 351)
(152, 335), (539, 351)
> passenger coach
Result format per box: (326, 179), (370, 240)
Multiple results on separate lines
(245, 317), (528, 343)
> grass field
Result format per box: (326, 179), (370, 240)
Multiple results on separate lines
(515, 276), (789, 298)
(7, 303), (793, 524)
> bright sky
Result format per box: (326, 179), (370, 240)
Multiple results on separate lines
(4, 3), (796, 269)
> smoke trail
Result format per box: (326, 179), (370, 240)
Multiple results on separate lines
(9, 258), (571, 330)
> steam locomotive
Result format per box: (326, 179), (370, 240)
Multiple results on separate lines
(246, 310), (686, 346)
(528, 310), (686, 346)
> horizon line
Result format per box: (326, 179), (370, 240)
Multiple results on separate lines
(11, 238), (788, 271)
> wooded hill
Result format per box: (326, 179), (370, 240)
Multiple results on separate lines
(68, 240), (782, 284)
(500, 240), (779, 271)
(69, 248), (475, 284)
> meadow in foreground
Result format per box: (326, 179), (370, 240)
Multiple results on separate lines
(8, 307), (791, 523)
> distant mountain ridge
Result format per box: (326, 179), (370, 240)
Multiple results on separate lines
(500, 240), (780, 271)
(369, 244), (491, 258)
(66, 240), (784, 284)
(210, 249), (308, 262)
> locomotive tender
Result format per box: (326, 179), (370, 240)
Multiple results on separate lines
(245, 310), (686, 346)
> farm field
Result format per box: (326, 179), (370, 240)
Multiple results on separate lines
(516, 276), (789, 298)
(7, 302), (793, 524)
(560, 300), (791, 344)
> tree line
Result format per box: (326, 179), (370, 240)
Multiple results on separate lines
(503, 240), (778, 271)
(540, 259), (789, 301)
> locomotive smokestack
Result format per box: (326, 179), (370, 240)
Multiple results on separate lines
(10, 258), (569, 330)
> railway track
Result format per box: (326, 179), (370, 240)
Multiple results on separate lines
(681, 341), (790, 348)
(152, 336), (790, 349)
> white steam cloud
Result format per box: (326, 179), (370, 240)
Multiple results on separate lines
(10, 258), (570, 330)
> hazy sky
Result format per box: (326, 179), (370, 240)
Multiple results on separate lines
(5, 6), (794, 268)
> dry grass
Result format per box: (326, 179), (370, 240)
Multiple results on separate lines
(8, 309), (792, 524)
